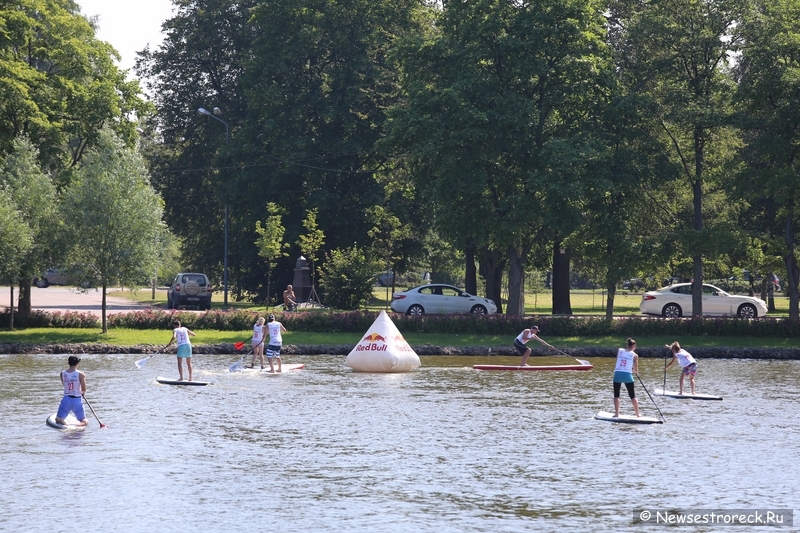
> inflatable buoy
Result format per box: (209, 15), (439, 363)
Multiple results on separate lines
(346, 311), (421, 372)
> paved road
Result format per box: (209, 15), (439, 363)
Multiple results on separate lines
(3, 286), (149, 316)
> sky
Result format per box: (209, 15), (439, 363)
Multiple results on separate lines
(77, 0), (176, 76)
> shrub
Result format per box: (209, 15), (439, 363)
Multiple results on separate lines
(319, 246), (380, 310)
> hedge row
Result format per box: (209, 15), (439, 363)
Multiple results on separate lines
(3, 308), (800, 337)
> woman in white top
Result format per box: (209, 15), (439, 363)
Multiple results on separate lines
(248, 317), (266, 369)
(613, 338), (641, 417)
(167, 320), (196, 381)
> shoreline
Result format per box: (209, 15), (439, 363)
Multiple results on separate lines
(2, 343), (800, 359)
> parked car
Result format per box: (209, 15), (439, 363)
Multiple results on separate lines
(390, 283), (497, 316)
(639, 283), (767, 319)
(168, 273), (212, 310)
(34, 268), (68, 288)
(622, 278), (645, 290)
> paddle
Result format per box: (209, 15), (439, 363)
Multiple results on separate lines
(82, 395), (107, 428)
(636, 373), (666, 422)
(135, 344), (171, 369)
(229, 337), (265, 372)
(545, 344), (589, 366)
(663, 345), (669, 394)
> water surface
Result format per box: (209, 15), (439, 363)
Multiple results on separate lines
(2, 353), (798, 532)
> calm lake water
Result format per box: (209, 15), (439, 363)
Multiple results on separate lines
(2, 352), (798, 532)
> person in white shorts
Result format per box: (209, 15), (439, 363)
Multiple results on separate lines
(265, 314), (287, 373)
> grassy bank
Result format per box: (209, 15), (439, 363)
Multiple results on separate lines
(0, 328), (795, 349)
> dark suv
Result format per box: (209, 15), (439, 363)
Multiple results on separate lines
(168, 273), (212, 310)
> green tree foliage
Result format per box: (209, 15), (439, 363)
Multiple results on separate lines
(610, 0), (747, 316)
(736, 0), (800, 319)
(0, 136), (57, 272)
(60, 128), (165, 332)
(319, 246), (380, 310)
(139, 0), (426, 299)
(388, 0), (611, 315)
(0, 191), (32, 283)
(296, 208), (325, 290)
(255, 202), (289, 306)
(0, 0), (148, 173)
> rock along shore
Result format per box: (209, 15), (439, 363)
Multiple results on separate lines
(1, 343), (799, 360)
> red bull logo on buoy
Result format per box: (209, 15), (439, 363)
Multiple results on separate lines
(357, 332), (388, 351)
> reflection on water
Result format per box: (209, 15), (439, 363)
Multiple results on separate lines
(2, 353), (798, 532)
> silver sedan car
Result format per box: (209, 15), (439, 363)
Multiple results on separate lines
(639, 283), (767, 318)
(390, 284), (497, 316)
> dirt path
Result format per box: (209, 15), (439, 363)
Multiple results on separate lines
(2, 286), (150, 316)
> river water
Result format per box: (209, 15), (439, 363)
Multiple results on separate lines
(2, 353), (798, 532)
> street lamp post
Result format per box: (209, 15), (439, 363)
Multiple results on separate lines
(198, 107), (230, 308)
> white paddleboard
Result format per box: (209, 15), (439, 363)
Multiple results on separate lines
(155, 376), (209, 386)
(654, 388), (722, 400)
(46, 413), (86, 430)
(594, 410), (663, 424)
(261, 363), (305, 375)
(239, 363), (305, 373)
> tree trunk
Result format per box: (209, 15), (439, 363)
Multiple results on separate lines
(464, 242), (477, 295)
(691, 127), (704, 317)
(9, 285), (14, 330)
(552, 237), (572, 315)
(480, 246), (505, 314)
(785, 201), (800, 321)
(102, 283), (108, 333)
(605, 281), (616, 320)
(506, 245), (528, 317)
(17, 279), (31, 318)
(266, 268), (272, 311)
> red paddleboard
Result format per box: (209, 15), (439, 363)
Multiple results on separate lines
(473, 360), (592, 371)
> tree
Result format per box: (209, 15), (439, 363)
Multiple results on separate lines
(255, 202), (289, 308)
(0, 136), (59, 317)
(367, 205), (412, 303)
(388, 0), (611, 315)
(296, 208), (326, 303)
(736, 0), (800, 319)
(611, 0), (747, 316)
(0, 0), (149, 173)
(319, 246), (380, 310)
(60, 128), (165, 332)
(0, 191), (33, 328)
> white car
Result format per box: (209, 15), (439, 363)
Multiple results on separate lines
(639, 283), (767, 318)
(390, 284), (497, 316)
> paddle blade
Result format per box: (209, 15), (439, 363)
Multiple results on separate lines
(135, 356), (150, 369)
(229, 360), (244, 372)
(234, 341), (245, 350)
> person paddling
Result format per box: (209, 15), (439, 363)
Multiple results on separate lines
(514, 325), (555, 366)
(248, 317), (266, 369)
(265, 314), (287, 373)
(166, 320), (196, 381)
(56, 356), (88, 426)
(613, 338), (641, 418)
(664, 341), (698, 395)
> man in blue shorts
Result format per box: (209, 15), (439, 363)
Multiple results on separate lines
(265, 314), (288, 373)
(56, 355), (88, 426)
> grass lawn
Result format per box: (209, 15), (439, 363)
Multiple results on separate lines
(110, 286), (791, 317)
(0, 328), (794, 349)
